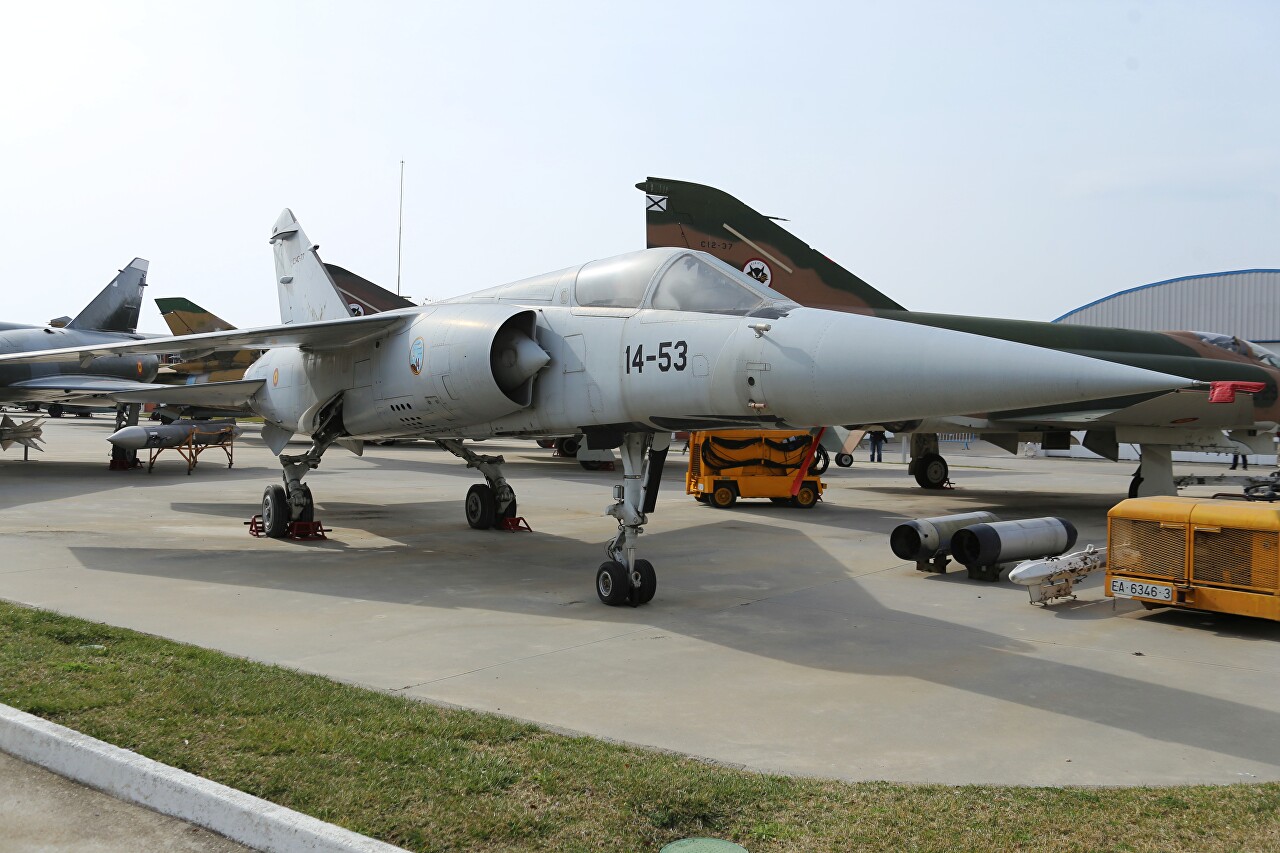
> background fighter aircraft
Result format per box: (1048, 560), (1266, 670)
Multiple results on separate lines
(638, 177), (1280, 497)
(0, 259), (160, 419)
(0, 210), (1191, 604)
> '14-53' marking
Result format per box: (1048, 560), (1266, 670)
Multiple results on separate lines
(625, 341), (688, 374)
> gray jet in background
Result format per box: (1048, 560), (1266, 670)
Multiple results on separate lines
(0, 259), (158, 416)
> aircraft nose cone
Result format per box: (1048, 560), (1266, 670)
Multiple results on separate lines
(764, 309), (1190, 426)
(491, 329), (550, 393)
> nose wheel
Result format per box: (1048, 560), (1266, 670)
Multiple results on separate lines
(596, 558), (656, 606)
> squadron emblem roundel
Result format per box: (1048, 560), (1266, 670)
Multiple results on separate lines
(742, 258), (772, 288)
(409, 337), (425, 375)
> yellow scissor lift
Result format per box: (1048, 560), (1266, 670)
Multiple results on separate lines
(1106, 497), (1280, 621)
(686, 429), (826, 509)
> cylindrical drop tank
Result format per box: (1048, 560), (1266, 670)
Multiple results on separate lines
(890, 511), (1001, 562)
(950, 517), (1078, 568)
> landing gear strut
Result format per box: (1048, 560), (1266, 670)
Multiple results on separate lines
(599, 431), (670, 607)
(437, 439), (518, 528)
(259, 403), (344, 538)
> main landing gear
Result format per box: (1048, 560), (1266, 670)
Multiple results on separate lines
(257, 404), (345, 538)
(596, 431), (670, 607)
(908, 433), (950, 490)
(435, 439), (520, 528)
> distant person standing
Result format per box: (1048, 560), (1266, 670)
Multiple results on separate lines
(1230, 453), (1249, 471)
(868, 429), (886, 462)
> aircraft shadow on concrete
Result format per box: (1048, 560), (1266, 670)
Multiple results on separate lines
(67, 503), (1280, 771)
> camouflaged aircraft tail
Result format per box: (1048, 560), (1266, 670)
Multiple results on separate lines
(67, 258), (148, 333)
(155, 297), (237, 335)
(637, 178), (905, 313)
(324, 263), (415, 316)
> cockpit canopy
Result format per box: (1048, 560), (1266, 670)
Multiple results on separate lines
(451, 247), (799, 319)
(1194, 332), (1280, 369)
(577, 249), (798, 318)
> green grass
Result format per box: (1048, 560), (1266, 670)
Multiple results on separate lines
(1, 601), (1276, 852)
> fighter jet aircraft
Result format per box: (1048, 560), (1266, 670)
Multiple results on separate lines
(0, 210), (1192, 604)
(0, 259), (161, 419)
(637, 177), (1280, 497)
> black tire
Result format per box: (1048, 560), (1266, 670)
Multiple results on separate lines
(596, 560), (630, 606)
(579, 460), (603, 471)
(913, 453), (949, 489)
(709, 483), (737, 509)
(634, 559), (657, 605)
(536, 439), (556, 449)
(791, 480), (820, 509)
(295, 484), (315, 523)
(835, 453), (854, 468)
(465, 483), (496, 529)
(47, 404), (64, 418)
(25, 403), (39, 413)
(1128, 473), (1142, 499)
(76, 411), (92, 418)
(809, 447), (829, 475)
(555, 436), (580, 457)
(262, 484), (290, 538)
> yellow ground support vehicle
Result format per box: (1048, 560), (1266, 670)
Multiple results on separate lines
(1106, 497), (1280, 621)
(686, 429), (826, 509)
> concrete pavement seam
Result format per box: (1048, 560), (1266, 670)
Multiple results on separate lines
(0, 703), (406, 853)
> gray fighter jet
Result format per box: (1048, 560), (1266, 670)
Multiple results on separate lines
(0, 211), (1194, 605)
(0, 259), (157, 418)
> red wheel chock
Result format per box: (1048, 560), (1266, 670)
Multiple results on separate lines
(244, 515), (331, 540)
(498, 516), (532, 532)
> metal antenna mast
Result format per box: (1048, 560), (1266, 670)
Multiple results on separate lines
(396, 160), (405, 296)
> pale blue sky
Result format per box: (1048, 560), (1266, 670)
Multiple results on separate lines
(2, 1), (1277, 331)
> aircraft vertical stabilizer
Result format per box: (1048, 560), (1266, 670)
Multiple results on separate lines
(268, 209), (354, 325)
(67, 259), (148, 334)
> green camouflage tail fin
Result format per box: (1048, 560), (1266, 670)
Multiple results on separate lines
(636, 178), (905, 312)
(155, 297), (237, 335)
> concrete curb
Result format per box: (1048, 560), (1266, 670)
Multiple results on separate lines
(0, 703), (406, 853)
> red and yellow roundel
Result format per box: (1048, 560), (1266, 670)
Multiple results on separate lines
(272, 367), (279, 387)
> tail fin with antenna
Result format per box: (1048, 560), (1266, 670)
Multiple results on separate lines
(67, 258), (149, 333)
(268, 209), (357, 324)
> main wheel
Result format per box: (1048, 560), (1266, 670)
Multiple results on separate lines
(47, 403), (64, 418)
(596, 560), (630, 606)
(465, 483), (496, 529)
(809, 447), (830, 475)
(913, 453), (949, 489)
(555, 436), (580, 457)
(536, 439), (556, 449)
(835, 453), (854, 468)
(709, 483), (737, 509)
(791, 480), (820, 509)
(261, 484), (290, 538)
(295, 483), (315, 523)
(634, 559), (657, 605)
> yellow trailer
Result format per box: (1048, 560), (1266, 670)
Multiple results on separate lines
(686, 429), (825, 509)
(1106, 496), (1280, 621)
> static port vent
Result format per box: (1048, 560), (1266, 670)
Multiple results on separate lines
(1108, 517), (1187, 582)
